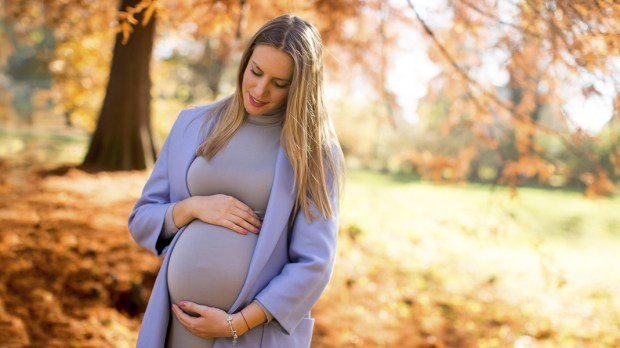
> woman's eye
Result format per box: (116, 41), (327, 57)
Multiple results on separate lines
(275, 82), (288, 89)
(251, 68), (261, 76)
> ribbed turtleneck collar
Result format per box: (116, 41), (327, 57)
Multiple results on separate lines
(246, 109), (285, 126)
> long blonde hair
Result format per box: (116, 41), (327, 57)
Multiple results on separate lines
(196, 14), (344, 222)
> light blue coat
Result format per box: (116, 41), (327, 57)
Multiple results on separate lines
(128, 103), (339, 348)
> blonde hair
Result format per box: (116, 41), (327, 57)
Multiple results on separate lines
(196, 14), (344, 222)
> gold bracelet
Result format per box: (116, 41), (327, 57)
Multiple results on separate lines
(227, 315), (238, 345)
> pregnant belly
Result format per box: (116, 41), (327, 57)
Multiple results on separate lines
(167, 220), (258, 312)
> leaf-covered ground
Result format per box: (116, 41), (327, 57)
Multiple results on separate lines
(0, 162), (157, 347)
(0, 161), (619, 347)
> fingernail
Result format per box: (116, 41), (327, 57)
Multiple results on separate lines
(180, 301), (186, 307)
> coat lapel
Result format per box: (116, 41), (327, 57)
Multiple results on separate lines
(229, 146), (296, 312)
(173, 112), (210, 199)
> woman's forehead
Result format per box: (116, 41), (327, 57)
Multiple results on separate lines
(249, 45), (294, 80)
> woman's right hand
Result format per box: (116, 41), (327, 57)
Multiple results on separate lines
(173, 195), (262, 235)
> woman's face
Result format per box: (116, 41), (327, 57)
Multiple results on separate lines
(242, 44), (294, 116)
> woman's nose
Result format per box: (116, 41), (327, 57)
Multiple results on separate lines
(254, 79), (269, 97)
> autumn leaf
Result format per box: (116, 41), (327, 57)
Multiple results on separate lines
(120, 22), (133, 45)
(142, 2), (156, 26)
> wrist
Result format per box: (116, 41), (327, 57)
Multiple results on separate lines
(232, 313), (249, 336)
(226, 314), (239, 344)
(185, 196), (199, 220)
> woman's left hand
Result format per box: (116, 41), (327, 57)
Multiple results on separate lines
(172, 301), (241, 339)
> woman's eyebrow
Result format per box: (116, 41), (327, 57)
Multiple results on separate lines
(251, 61), (291, 82)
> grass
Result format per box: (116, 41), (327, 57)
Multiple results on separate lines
(342, 169), (620, 294)
(343, 170), (620, 240)
(325, 169), (620, 346)
(0, 128), (89, 165)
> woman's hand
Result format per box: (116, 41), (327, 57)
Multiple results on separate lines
(191, 195), (262, 234)
(172, 194), (262, 235)
(171, 301), (248, 339)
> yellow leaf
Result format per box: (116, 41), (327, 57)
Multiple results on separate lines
(127, 15), (138, 25)
(121, 22), (132, 45)
(142, 3), (156, 26)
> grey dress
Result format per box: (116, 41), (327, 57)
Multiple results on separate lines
(164, 112), (283, 348)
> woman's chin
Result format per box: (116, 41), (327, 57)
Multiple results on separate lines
(244, 103), (269, 116)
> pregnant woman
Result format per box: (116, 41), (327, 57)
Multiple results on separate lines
(128, 14), (344, 348)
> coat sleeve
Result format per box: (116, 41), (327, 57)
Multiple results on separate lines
(128, 123), (176, 257)
(254, 178), (340, 335)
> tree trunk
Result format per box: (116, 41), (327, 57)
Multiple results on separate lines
(81, 0), (156, 171)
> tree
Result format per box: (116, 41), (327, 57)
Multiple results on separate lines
(406, 0), (620, 195)
(4, 0), (408, 170)
(78, 0), (395, 170)
(81, 0), (157, 170)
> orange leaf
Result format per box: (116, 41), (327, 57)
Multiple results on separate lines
(126, 15), (138, 25)
(120, 22), (132, 45)
(142, 3), (156, 26)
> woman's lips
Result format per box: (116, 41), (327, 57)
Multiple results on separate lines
(249, 94), (268, 107)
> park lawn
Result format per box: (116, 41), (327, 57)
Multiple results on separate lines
(1, 138), (619, 347)
(312, 170), (620, 347)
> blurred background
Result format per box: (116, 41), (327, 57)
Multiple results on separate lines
(0, 0), (619, 347)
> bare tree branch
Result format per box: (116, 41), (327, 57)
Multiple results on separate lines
(458, 0), (543, 39)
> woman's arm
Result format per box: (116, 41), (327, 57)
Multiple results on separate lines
(171, 195), (262, 235)
(128, 129), (175, 256)
(254, 152), (342, 333)
(237, 301), (268, 330)
(253, 202), (339, 334)
(170, 300), (267, 339)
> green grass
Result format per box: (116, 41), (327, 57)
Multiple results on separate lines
(342, 170), (620, 241)
(341, 170), (620, 332)
(0, 128), (89, 165)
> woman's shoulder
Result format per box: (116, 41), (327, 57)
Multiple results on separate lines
(177, 100), (224, 123)
(171, 99), (228, 133)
